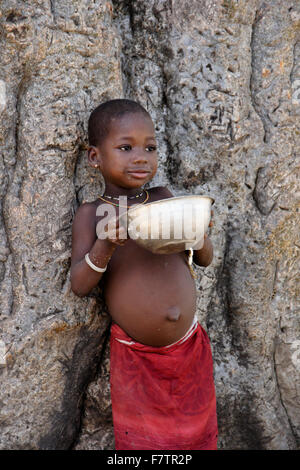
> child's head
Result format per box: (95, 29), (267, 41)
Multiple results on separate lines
(88, 99), (151, 148)
(87, 99), (158, 190)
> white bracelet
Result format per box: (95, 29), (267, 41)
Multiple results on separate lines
(85, 253), (107, 273)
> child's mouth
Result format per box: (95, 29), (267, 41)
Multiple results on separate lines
(127, 170), (151, 179)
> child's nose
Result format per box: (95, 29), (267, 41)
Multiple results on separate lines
(132, 151), (148, 164)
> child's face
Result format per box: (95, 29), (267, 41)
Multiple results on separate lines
(94, 113), (158, 189)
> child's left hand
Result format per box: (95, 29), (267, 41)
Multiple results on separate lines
(209, 209), (214, 228)
(204, 210), (213, 240)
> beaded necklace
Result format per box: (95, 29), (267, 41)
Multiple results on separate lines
(98, 190), (149, 208)
(104, 191), (144, 200)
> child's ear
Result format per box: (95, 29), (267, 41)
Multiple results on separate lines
(87, 146), (102, 169)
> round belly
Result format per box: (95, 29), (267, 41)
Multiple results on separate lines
(104, 246), (197, 346)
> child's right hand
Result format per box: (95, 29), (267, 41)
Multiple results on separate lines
(102, 216), (128, 246)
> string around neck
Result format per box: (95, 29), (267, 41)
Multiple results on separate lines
(98, 190), (149, 208)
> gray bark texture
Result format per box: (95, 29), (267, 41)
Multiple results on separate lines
(0, 0), (299, 450)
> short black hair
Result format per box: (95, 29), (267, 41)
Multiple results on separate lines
(88, 99), (151, 147)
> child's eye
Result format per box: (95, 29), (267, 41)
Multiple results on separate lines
(146, 145), (157, 152)
(119, 145), (132, 151)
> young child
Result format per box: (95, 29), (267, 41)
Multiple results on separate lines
(71, 99), (218, 450)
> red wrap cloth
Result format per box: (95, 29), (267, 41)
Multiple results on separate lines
(109, 319), (218, 450)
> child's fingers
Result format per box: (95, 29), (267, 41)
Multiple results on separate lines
(108, 216), (128, 233)
(117, 225), (128, 240)
(209, 209), (214, 227)
(108, 215), (120, 228)
(104, 216), (121, 234)
(104, 223), (128, 245)
(110, 238), (127, 246)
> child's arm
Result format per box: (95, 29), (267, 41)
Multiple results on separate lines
(193, 208), (214, 267)
(192, 234), (213, 267)
(70, 203), (126, 297)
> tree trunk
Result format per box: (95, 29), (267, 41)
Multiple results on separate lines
(0, 0), (299, 450)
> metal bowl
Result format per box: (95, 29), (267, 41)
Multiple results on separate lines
(123, 195), (214, 254)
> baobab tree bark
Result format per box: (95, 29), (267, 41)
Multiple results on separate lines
(0, 0), (299, 450)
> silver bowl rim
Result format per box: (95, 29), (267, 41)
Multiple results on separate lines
(127, 194), (215, 216)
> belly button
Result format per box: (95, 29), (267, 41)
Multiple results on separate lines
(166, 306), (181, 321)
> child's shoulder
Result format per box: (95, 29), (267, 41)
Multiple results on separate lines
(72, 199), (99, 229)
(74, 198), (98, 215)
(148, 186), (174, 199)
